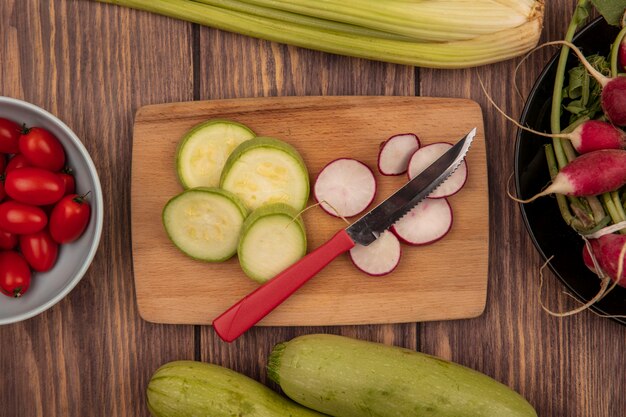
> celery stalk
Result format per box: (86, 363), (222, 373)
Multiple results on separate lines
(95, 0), (543, 69)
(194, 0), (414, 41)
(237, 0), (541, 42)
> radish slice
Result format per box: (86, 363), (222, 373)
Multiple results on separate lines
(408, 142), (468, 198)
(378, 133), (420, 176)
(391, 198), (453, 246)
(349, 231), (401, 276)
(314, 158), (376, 217)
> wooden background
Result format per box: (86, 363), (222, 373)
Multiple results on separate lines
(0, 0), (624, 416)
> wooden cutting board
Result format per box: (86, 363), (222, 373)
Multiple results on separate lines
(131, 96), (489, 325)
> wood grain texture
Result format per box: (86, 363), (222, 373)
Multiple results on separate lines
(1, 0), (624, 416)
(132, 96), (488, 325)
(419, 1), (626, 416)
(0, 1), (195, 416)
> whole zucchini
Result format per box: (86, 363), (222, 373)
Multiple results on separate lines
(267, 334), (537, 417)
(147, 360), (327, 417)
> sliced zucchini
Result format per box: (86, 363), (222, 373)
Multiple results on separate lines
(238, 203), (307, 283)
(162, 187), (248, 262)
(176, 119), (255, 188)
(220, 137), (310, 211)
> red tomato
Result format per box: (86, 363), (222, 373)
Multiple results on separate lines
(0, 251), (31, 298)
(0, 154), (6, 172)
(0, 228), (17, 250)
(20, 229), (59, 272)
(0, 177), (5, 202)
(19, 127), (65, 171)
(5, 167), (65, 205)
(50, 194), (90, 243)
(0, 118), (21, 154)
(5, 154), (30, 173)
(0, 201), (47, 234)
(59, 171), (76, 195)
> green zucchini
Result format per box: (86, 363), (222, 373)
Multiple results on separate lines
(162, 187), (248, 262)
(268, 334), (538, 417)
(146, 361), (327, 417)
(220, 136), (310, 211)
(176, 119), (255, 188)
(238, 203), (307, 283)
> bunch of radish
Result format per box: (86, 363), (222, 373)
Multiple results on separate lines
(313, 133), (468, 276)
(491, 25), (626, 299)
(0, 117), (91, 298)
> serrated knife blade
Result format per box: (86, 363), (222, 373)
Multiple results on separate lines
(346, 127), (476, 245)
(213, 128), (477, 342)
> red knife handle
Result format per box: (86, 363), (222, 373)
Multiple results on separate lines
(212, 229), (356, 342)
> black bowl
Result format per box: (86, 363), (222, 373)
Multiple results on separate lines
(515, 17), (626, 324)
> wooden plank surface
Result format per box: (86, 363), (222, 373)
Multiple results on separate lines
(131, 96), (488, 325)
(0, 0), (624, 416)
(0, 1), (196, 416)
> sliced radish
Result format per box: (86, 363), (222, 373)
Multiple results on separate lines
(314, 158), (376, 218)
(391, 198), (453, 246)
(378, 133), (420, 176)
(408, 142), (468, 198)
(349, 231), (401, 276)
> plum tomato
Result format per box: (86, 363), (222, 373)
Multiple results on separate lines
(19, 127), (65, 171)
(0, 201), (47, 234)
(5, 154), (30, 173)
(5, 167), (65, 205)
(0, 251), (31, 298)
(50, 194), (90, 243)
(0, 228), (18, 250)
(0, 118), (21, 154)
(20, 229), (59, 272)
(58, 170), (75, 195)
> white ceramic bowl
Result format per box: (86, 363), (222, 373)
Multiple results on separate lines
(0, 97), (103, 325)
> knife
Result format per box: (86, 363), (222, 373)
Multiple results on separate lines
(213, 128), (477, 342)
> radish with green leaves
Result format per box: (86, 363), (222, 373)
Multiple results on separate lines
(548, 40), (626, 126)
(480, 77), (626, 154)
(583, 233), (626, 288)
(528, 119), (626, 154)
(519, 149), (626, 202)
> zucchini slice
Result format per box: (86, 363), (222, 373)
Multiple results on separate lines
(162, 187), (248, 262)
(176, 119), (255, 188)
(220, 137), (310, 211)
(238, 203), (307, 283)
